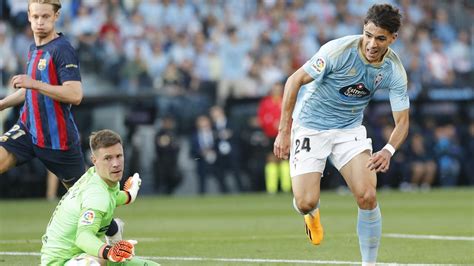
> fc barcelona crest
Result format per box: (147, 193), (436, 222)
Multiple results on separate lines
(38, 59), (47, 71)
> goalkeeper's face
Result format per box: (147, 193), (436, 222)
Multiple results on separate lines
(91, 143), (125, 187)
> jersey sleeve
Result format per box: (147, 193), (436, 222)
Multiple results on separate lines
(388, 62), (410, 111)
(302, 43), (333, 83)
(54, 43), (81, 84)
(116, 190), (130, 206)
(75, 208), (106, 257)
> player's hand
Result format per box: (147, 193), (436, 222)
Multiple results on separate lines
(124, 173), (141, 204)
(366, 149), (392, 173)
(103, 240), (138, 262)
(11, 75), (37, 90)
(274, 131), (291, 160)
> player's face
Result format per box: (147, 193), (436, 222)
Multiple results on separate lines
(92, 143), (124, 187)
(361, 22), (397, 63)
(28, 3), (59, 39)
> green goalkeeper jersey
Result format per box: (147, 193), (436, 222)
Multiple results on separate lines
(41, 166), (127, 264)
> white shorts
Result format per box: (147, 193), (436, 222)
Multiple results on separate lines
(289, 123), (372, 177)
(64, 253), (104, 266)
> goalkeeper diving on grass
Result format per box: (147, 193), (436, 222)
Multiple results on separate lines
(41, 129), (160, 265)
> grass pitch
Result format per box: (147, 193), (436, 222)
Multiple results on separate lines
(0, 188), (473, 265)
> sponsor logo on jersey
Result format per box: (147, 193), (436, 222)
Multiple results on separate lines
(80, 210), (95, 225)
(311, 58), (325, 74)
(374, 73), (384, 87)
(38, 59), (47, 70)
(339, 83), (370, 100)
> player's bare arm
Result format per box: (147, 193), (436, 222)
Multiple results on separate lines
(367, 109), (409, 172)
(11, 75), (83, 105)
(0, 89), (26, 111)
(274, 67), (314, 160)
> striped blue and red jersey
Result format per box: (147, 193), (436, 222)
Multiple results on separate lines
(19, 33), (81, 150)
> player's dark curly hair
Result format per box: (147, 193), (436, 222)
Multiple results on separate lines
(364, 4), (402, 33)
(89, 129), (122, 152)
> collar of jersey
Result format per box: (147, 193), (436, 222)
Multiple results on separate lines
(90, 166), (120, 191)
(35, 32), (63, 49)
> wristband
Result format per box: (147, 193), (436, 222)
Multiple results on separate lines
(101, 244), (112, 259)
(125, 191), (131, 204)
(383, 144), (396, 156)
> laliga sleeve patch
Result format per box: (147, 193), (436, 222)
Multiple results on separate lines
(80, 210), (95, 225)
(311, 58), (326, 74)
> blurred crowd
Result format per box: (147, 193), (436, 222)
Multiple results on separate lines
(0, 0), (473, 197)
(2, 0), (473, 96)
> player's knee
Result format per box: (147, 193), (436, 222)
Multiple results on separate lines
(295, 198), (318, 214)
(0, 149), (16, 174)
(0, 163), (7, 174)
(356, 188), (377, 209)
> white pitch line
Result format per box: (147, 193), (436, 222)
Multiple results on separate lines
(135, 235), (301, 242)
(1, 233), (473, 244)
(141, 256), (360, 265)
(0, 252), (447, 265)
(384, 233), (474, 241)
(0, 252), (40, 256)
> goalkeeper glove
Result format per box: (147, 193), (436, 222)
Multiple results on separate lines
(101, 240), (137, 262)
(124, 173), (141, 204)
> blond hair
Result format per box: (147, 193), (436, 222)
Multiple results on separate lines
(28, 0), (62, 12)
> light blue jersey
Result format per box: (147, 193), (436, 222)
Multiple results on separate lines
(293, 35), (409, 130)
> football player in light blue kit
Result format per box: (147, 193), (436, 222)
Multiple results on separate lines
(274, 4), (409, 265)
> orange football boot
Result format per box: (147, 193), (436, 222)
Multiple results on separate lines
(304, 209), (324, 245)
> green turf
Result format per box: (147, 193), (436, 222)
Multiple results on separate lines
(1, 188), (473, 265)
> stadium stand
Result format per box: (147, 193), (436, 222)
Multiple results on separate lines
(0, 0), (472, 197)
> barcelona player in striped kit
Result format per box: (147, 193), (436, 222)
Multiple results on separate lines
(0, 0), (125, 246)
(0, 0), (85, 187)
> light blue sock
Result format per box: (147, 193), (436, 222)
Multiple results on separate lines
(357, 204), (382, 264)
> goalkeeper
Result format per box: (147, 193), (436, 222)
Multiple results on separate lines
(41, 129), (159, 265)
